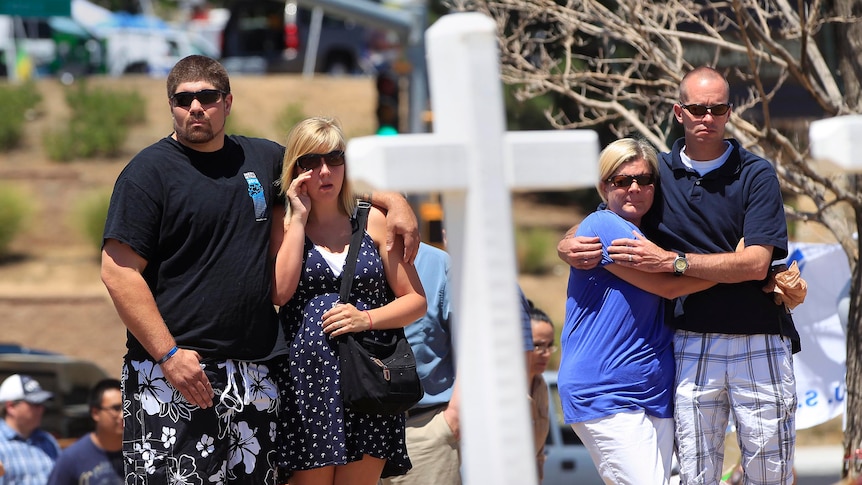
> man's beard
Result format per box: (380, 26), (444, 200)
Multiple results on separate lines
(176, 117), (216, 144)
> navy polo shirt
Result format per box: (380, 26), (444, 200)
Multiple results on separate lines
(645, 138), (788, 335)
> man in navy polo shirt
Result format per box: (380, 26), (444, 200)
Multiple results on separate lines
(558, 66), (794, 485)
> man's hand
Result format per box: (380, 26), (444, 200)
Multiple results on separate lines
(160, 349), (214, 409)
(378, 193), (420, 263)
(443, 403), (460, 441)
(608, 232), (672, 272)
(557, 232), (602, 270)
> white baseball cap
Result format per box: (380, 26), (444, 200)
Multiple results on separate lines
(0, 374), (54, 404)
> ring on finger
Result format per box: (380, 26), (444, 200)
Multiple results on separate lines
(628, 254), (633, 262)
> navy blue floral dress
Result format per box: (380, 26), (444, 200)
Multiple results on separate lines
(275, 230), (410, 475)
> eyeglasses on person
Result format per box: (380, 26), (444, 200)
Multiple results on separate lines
(296, 150), (346, 171)
(607, 173), (655, 188)
(533, 344), (558, 354)
(679, 102), (732, 117)
(99, 404), (123, 413)
(170, 89), (226, 108)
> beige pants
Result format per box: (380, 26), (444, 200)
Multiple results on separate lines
(381, 407), (461, 485)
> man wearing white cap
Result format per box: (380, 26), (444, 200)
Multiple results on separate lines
(0, 374), (61, 484)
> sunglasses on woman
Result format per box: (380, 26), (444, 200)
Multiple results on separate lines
(607, 173), (656, 188)
(170, 89), (226, 108)
(296, 150), (346, 171)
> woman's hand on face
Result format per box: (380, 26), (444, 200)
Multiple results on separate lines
(322, 303), (370, 337)
(287, 169), (313, 223)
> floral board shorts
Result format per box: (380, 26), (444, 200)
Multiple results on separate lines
(121, 356), (281, 484)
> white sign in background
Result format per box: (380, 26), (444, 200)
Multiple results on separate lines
(786, 241), (849, 430)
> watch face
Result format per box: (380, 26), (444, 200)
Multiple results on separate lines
(674, 257), (688, 272)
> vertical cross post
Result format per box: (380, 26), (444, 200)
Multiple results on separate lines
(347, 12), (599, 484)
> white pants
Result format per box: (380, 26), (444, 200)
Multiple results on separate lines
(572, 410), (675, 485)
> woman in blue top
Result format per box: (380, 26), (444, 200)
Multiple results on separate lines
(559, 138), (715, 485)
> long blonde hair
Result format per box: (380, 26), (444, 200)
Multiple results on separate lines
(281, 117), (355, 217)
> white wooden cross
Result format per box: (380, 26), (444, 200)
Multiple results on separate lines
(810, 115), (862, 171)
(348, 13), (598, 484)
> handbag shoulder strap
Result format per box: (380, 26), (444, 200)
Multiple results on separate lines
(339, 201), (372, 303)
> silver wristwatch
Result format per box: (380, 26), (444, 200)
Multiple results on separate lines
(673, 251), (689, 276)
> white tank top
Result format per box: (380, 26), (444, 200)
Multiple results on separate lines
(315, 245), (348, 277)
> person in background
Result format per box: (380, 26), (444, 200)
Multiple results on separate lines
(528, 302), (555, 483)
(47, 379), (124, 485)
(559, 67), (794, 484)
(272, 116), (426, 485)
(382, 242), (460, 485)
(558, 138), (716, 485)
(101, 55), (419, 484)
(0, 373), (61, 484)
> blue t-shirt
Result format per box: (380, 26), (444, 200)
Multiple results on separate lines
(558, 210), (674, 424)
(405, 243), (456, 408)
(46, 433), (123, 485)
(519, 285), (533, 351)
(405, 244), (532, 408)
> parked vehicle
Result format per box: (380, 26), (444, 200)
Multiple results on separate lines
(0, 7), (216, 81)
(0, 15), (104, 81)
(94, 17), (218, 77)
(0, 344), (110, 443)
(542, 370), (605, 485)
(220, 0), (371, 74)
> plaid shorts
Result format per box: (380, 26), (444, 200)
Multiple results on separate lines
(674, 331), (796, 485)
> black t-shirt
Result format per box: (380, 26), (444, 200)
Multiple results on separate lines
(103, 135), (285, 360)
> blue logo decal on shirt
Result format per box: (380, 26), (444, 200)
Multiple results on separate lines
(244, 171), (267, 221)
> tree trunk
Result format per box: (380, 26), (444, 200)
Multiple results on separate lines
(832, 0), (862, 477)
(843, 208), (862, 478)
(833, 0), (862, 111)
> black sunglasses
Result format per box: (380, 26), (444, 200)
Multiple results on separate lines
(607, 173), (656, 188)
(296, 150), (346, 171)
(679, 102), (732, 117)
(170, 89), (225, 108)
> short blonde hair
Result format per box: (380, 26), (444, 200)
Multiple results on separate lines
(596, 138), (659, 203)
(281, 117), (355, 217)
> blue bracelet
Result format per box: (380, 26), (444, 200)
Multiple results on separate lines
(156, 346), (178, 365)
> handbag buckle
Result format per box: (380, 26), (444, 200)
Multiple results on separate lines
(371, 357), (391, 381)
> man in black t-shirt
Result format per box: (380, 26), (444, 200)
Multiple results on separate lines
(101, 55), (419, 484)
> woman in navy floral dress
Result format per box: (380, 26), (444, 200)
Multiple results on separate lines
(271, 117), (426, 485)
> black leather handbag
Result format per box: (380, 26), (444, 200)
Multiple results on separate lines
(336, 201), (423, 415)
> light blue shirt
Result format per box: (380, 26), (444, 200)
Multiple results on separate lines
(0, 419), (61, 485)
(405, 243), (456, 408)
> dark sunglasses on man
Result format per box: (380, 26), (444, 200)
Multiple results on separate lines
(170, 89), (226, 108)
(296, 150), (346, 171)
(679, 102), (732, 117)
(606, 173), (656, 188)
